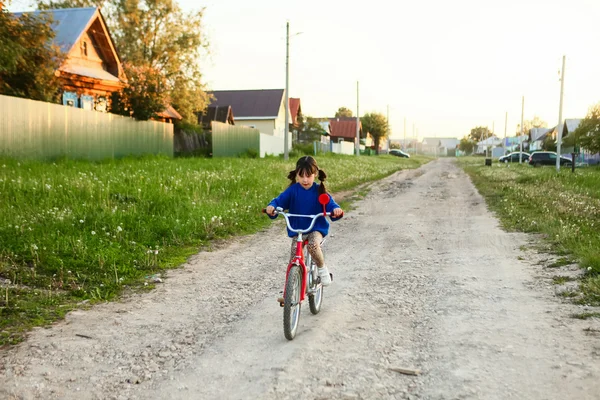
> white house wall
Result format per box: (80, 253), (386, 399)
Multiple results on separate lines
(236, 120), (276, 136)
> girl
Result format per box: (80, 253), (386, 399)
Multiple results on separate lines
(266, 156), (343, 286)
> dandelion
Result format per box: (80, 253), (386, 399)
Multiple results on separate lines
(79, 219), (84, 223)
(154, 250), (159, 255)
(91, 231), (96, 235)
(117, 226), (123, 232)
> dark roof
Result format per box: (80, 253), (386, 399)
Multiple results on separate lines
(197, 105), (234, 127)
(329, 117), (363, 139)
(12, 7), (97, 53)
(207, 89), (284, 119)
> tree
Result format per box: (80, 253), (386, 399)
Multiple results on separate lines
(459, 137), (475, 154)
(565, 103), (600, 154)
(110, 63), (168, 120)
(361, 112), (388, 154)
(335, 107), (353, 118)
(542, 135), (556, 151)
(37, 0), (210, 123)
(0, 8), (65, 102)
(469, 126), (491, 142)
(299, 117), (326, 143)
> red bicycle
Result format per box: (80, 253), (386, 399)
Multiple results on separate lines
(264, 193), (337, 340)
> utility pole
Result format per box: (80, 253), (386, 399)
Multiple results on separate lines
(503, 111), (507, 157)
(386, 105), (390, 152)
(355, 81), (360, 156)
(403, 117), (406, 151)
(284, 22), (290, 161)
(519, 96), (524, 164)
(556, 55), (566, 172)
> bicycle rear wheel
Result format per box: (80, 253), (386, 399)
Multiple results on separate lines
(283, 265), (302, 340)
(307, 256), (323, 315)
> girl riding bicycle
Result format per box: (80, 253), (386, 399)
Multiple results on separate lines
(266, 156), (343, 286)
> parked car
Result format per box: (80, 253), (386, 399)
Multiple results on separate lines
(528, 151), (572, 167)
(389, 149), (410, 158)
(499, 152), (530, 163)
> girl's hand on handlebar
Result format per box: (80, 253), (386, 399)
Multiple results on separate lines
(266, 205), (276, 216)
(332, 208), (343, 218)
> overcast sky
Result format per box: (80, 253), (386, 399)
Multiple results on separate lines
(9, 0), (600, 139)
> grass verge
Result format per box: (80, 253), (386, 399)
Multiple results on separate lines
(456, 157), (600, 306)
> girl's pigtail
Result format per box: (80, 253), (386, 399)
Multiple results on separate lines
(317, 169), (328, 194)
(287, 170), (297, 186)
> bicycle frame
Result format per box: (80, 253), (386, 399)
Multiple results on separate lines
(275, 209), (332, 303)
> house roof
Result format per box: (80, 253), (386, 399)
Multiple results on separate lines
(530, 127), (552, 142)
(157, 105), (182, 120)
(329, 117), (363, 139)
(197, 105), (234, 127)
(289, 98), (301, 125)
(477, 136), (503, 146)
(563, 119), (582, 134)
(207, 89), (284, 119)
(421, 137), (440, 146)
(61, 64), (120, 82)
(13, 7), (96, 53)
(12, 7), (123, 82)
(438, 138), (459, 148)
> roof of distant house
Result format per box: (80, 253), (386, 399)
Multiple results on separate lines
(438, 138), (459, 148)
(530, 127), (552, 142)
(13, 8), (100, 53)
(329, 117), (363, 139)
(157, 105), (182, 121)
(207, 89), (284, 119)
(564, 119), (582, 134)
(289, 98), (301, 125)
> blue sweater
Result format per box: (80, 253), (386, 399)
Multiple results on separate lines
(268, 183), (341, 237)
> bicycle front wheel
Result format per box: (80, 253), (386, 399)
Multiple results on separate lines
(283, 265), (302, 340)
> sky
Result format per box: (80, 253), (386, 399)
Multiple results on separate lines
(8, 0), (600, 140)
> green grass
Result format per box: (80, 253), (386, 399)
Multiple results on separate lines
(0, 153), (429, 345)
(457, 157), (600, 305)
(571, 312), (600, 320)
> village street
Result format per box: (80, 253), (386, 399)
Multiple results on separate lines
(1, 158), (599, 399)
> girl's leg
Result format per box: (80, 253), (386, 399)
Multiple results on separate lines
(289, 236), (298, 264)
(305, 231), (325, 267)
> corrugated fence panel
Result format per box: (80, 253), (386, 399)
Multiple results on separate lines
(212, 121), (260, 157)
(0, 94), (173, 160)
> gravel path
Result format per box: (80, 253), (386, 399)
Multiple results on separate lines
(1, 158), (599, 400)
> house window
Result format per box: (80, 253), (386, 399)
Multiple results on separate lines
(82, 41), (88, 57)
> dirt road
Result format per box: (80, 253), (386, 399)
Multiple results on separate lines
(2, 158), (599, 399)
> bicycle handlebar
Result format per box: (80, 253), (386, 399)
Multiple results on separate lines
(262, 208), (340, 234)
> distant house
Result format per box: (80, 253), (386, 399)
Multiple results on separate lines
(329, 117), (364, 144)
(207, 89), (287, 138)
(13, 7), (125, 112)
(528, 128), (552, 151)
(438, 138), (459, 156)
(156, 105), (183, 125)
(476, 136), (503, 155)
(421, 137), (440, 154)
(289, 98), (302, 129)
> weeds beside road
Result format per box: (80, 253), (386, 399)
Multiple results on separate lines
(0, 153), (429, 346)
(457, 157), (600, 308)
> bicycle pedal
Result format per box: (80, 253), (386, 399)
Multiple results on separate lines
(277, 297), (284, 307)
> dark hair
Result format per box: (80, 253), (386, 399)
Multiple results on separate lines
(287, 156), (328, 194)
